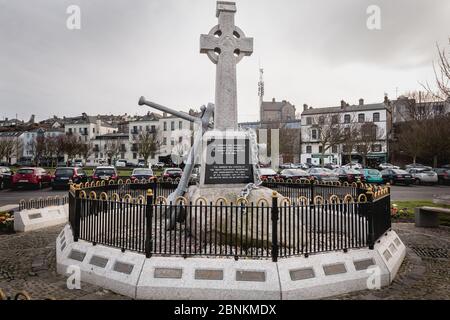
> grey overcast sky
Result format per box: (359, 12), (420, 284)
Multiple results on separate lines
(1, 0), (449, 122)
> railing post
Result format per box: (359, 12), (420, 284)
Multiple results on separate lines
(271, 191), (279, 262)
(366, 190), (375, 250)
(73, 188), (81, 242)
(145, 189), (154, 258)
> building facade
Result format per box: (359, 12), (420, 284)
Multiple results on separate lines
(300, 99), (391, 167)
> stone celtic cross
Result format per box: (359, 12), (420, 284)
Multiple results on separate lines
(200, 1), (253, 130)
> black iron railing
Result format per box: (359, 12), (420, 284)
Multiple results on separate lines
(68, 181), (391, 262)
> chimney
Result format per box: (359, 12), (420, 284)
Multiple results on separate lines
(384, 95), (389, 104)
(303, 104), (308, 112)
(340, 100), (346, 108)
(272, 98), (275, 103)
(163, 112), (167, 118)
(282, 100), (286, 103)
(359, 98), (364, 106)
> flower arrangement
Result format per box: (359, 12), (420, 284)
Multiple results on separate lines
(0, 211), (14, 233)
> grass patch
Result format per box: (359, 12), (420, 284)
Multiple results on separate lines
(391, 200), (450, 227)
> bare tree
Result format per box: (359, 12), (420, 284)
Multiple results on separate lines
(28, 136), (46, 165)
(424, 43), (450, 99)
(310, 114), (346, 167)
(356, 123), (386, 167)
(104, 139), (121, 165)
(0, 138), (16, 164)
(137, 129), (159, 167)
(61, 134), (82, 165)
(394, 120), (425, 164)
(79, 141), (93, 164)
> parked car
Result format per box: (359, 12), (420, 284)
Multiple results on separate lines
(380, 169), (413, 185)
(279, 169), (310, 181)
(259, 168), (279, 180)
(137, 159), (148, 168)
(324, 163), (340, 170)
(153, 162), (165, 169)
(131, 168), (154, 182)
(115, 159), (127, 168)
(52, 167), (88, 190)
(162, 168), (183, 180)
(279, 163), (292, 170)
(342, 162), (363, 170)
(359, 169), (384, 184)
(92, 166), (118, 182)
(73, 159), (84, 167)
(405, 163), (432, 171)
(406, 168), (438, 185)
(16, 158), (33, 167)
(378, 163), (399, 170)
(12, 167), (52, 189)
(307, 168), (339, 182)
(0, 166), (13, 190)
(434, 168), (450, 185)
(333, 168), (365, 183)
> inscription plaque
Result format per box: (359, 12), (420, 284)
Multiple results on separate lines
(204, 137), (253, 185)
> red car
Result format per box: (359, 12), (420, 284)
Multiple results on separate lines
(12, 167), (52, 189)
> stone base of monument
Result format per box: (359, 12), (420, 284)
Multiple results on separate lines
(56, 224), (146, 298)
(14, 204), (68, 232)
(184, 185), (301, 248)
(57, 224), (405, 300)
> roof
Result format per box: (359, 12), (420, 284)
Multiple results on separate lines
(302, 103), (387, 115)
(133, 112), (162, 122)
(261, 100), (295, 111)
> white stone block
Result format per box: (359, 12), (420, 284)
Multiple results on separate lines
(136, 257), (281, 300)
(14, 204), (68, 232)
(278, 248), (390, 300)
(56, 225), (146, 298)
(374, 230), (406, 283)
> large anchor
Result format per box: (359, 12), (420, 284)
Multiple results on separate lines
(138, 97), (214, 229)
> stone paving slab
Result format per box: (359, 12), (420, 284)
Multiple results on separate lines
(0, 223), (448, 300)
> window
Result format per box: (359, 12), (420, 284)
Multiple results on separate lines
(311, 129), (317, 140)
(179, 121), (183, 130)
(332, 115), (339, 124)
(306, 146), (312, 153)
(171, 121), (175, 131)
(358, 114), (365, 123)
(344, 114), (351, 123)
(179, 137), (183, 143)
(373, 112), (380, 122)
(133, 153), (137, 159)
(372, 144), (382, 152)
(319, 146), (323, 153)
(133, 126), (138, 133)
(332, 145), (338, 153)
(306, 117), (312, 125)
(163, 122), (167, 131)
(318, 116), (325, 125)
(171, 139), (175, 146)
(162, 137), (167, 145)
(93, 128), (95, 133)
(151, 125), (156, 132)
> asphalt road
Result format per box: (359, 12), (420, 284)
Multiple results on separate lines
(0, 187), (68, 208)
(1, 184), (449, 207)
(389, 184), (450, 201)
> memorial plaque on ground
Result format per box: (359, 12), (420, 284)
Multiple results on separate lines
(204, 136), (253, 185)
